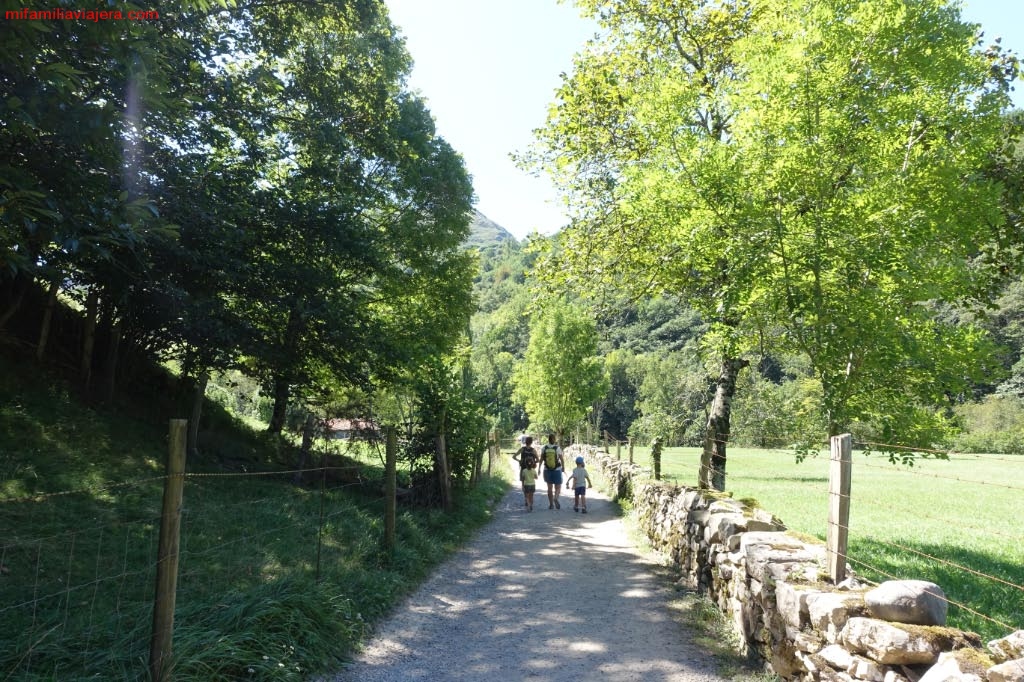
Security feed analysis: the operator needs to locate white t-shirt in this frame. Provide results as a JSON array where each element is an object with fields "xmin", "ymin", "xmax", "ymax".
[{"xmin": 569, "ymin": 466, "xmax": 588, "ymax": 489}]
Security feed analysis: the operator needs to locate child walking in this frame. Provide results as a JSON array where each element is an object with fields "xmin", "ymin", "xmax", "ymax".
[
  {"xmin": 566, "ymin": 456, "xmax": 592, "ymax": 513},
  {"xmin": 520, "ymin": 463, "xmax": 537, "ymax": 511}
]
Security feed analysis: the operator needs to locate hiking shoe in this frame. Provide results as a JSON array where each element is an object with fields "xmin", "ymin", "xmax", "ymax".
[
  {"xmin": 555, "ymin": 500, "xmax": 560, "ymax": 509},
  {"xmin": 574, "ymin": 507, "xmax": 579, "ymax": 512},
  {"xmin": 582, "ymin": 508, "xmax": 588, "ymax": 514},
  {"xmin": 549, "ymin": 503, "xmax": 554, "ymax": 509}
]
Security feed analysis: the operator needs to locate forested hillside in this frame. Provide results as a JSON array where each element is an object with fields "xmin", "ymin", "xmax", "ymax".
[{"xmin": 0, "ymin": 0, "xmax": 495, "ymax": 501}]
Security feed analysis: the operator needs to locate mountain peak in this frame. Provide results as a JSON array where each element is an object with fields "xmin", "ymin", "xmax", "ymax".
[{"xmin": 466, "ymin": 209, "xmax": 517, "ymax": 250}]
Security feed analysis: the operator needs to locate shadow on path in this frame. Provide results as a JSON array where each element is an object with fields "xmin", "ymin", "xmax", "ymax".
[{"xmin": 324, "ymin": 459, "xmax": 728, "ymax": 682}]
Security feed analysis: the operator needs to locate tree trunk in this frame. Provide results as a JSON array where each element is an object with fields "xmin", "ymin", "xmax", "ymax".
[
  {"xmin": 294, "ymin": 413, "xmax": 316, "ymax": 485},
  {"xmin": 267, "ymin": 373, "xmax": 290, "ymax": 434},
  {"xmin": 268, "ymin": 305, "xmax": 303, "ymax": 434},
  {"xmin": 101, "ymin": 317, "xmax": 123, "ymax": 404},
  {"xmin": 0, "ymin": 273, "xmax": 30, "ymax": 330},
  {"xmin": 36, "ymin": 277, "xmax": 60, "ymax": 362},
  {"xmin": 80, "ymin": 288, "xmax": 99, "ymax": 388},
  {"xmin": 699, "ymin": 356, "xmax": 749, "ymax": 492},
  {"xmin": 187, "ymin": 372, "xmax": 209, "ymax": 457},
  {"xmin": 434, "ymin": 407, "xmax": 452, "ymax": 511}
]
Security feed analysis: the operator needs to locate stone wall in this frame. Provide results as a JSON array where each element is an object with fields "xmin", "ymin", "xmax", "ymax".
[{"xmin": 567, "ymin": 445, "xmax": 1024, "ymax": 682}]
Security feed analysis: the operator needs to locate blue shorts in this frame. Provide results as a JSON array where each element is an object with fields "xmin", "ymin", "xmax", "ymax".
[
  {"xmin": 543, "ymin": 469, "xmax": 563, "ymax": 485},
  {"xmin": 574, "ymin": 486, "xmax": 586, "ymax": 497}
]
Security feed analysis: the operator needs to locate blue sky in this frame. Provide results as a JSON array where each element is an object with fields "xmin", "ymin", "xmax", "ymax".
[{"xmin": 384, "ymin": 0, "xmax": 1024, "ymax": 241}]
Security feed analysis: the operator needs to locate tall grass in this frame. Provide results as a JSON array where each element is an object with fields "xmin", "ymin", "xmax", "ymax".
[
  {"xmin": 628, "ymin": 445, "xmax": 1024, "ymax": 643},
  {"xmin": 0, "ymin": 353, "xmax": 510, "ymax": 680}
]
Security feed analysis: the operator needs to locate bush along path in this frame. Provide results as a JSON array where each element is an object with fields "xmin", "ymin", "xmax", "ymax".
[{"xmin": 323, "ymin": 457, "xmax": 732, "ymax": 682}]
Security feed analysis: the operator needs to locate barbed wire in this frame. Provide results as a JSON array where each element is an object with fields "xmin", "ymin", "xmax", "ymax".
[
  {"xmin": 855, "ymin": 460, "xmax": 1024, "ymax": 491},
  {"xmin": 0, "ymin": 476, "xmax": 168, "ymax": 505},
  {"xmin": 841, "ymin": 553, "xmax": 1018, "ymax": 634},
  {"xmin": 824, "ymin": 489, "xmax": 1023, "ymax": 543},
  {"xmin": 0, "ymin": 464, "xmax": 369, "ymax": 507},
  {"xmin": 856, "ymin": 440, "xmax": 1024, "ymax": 463},
  {"xmin": 826, "ymin": 516, "xmax": 1024, "ymax": 597}
]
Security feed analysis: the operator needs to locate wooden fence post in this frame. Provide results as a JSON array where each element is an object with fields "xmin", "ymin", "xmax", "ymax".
[
  {"xmin": 628, "ymin": 439, "xmax": 634, "ymax": 464},
  {"xmin": 150, "ymin": 419, "xmax": 187, "ymax": 682},
  {"xmin": 827, "ymin": 433, "xmax": 852, "ymax": 584},
  {"xmin": 383, "ymin": 426, "xmax": 397, "ymax": 555},
  {"xmin": 615, "ymin": 439, "xmax": 621, "ymax": 461}
]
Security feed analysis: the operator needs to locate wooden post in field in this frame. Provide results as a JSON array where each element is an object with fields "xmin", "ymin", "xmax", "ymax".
[
  {"xmin": 615, "ymin": 439, "xmax": 621, "ymax": 461},
  {"xmin": 383, "ymin": 426, "xmax": 397, "ymax": 555},
  {"xmin": 827, "ymin": 433, "xmax": 852, "ymax": 584},
  {"xmin": 150, "ymin": 419, "xmax": 187, "ymax": 682},
  {"xmin": 628, "ymin": 439, "xmax": 634, "ymax": 464}
]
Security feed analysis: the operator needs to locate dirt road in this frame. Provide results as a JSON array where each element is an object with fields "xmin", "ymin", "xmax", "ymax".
[{"xmin": 326, "ymin": 461, "xmax": 731, "ymax": 682}]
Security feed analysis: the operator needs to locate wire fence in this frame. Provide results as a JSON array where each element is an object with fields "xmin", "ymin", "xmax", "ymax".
[
  {"xmin": 584, "ymin": 431, "xmax": 1024, "ymax": 641},
  {"xmin": 0, "ymin": 425, "xmax": 505, "ymax": 681}
]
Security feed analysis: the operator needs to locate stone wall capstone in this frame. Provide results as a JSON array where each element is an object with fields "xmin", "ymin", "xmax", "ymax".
[{"xmin": 566, "ymin": 444, "xmax": 1024, "ymax": 682}]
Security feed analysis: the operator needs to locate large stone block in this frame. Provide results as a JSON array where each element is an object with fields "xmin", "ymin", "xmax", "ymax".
[
  {"xmin": 776, "ymin": 580, "xmax": 825, "ymax": 629},
  {"xmin": 849, "ymin": 655, "xmax": 889, "ymax": 682},
  {"xmin": 708, "ymin": 512, "xmax": 747, "ymax": 543},
  {"xmin": 987, "ymin": 659, "xmax": 1024, "ymax": 682},
  {"xmin": 807, "ymin": 592, "xmax": 868, "ymax": 643},
  {"xmin": 747, "ymin": 545, "xmax": 825, "ymax": 583},
  {"xmin": 767, "ymin": 559, "xmax": 826, "ymax": 585},
  {"xmin": 990, "ymin": 632, "xmax": 1024, "ymax": 664},
  {"xmin": 819, "ymin": 644, "xmax": 855, "ymax": 670},
  {"xmin": 917, "ymin": 650, "xmax": 992, "ymax": 682},
  {"xmin": 865, "ymin": 581, "xmax": 948, "ymax": 627},
  {"xmin": 688, "ymin": 509, "xmax": 711, "ymax": 526},
  {"xmin": 841, "ymin": 618, "xmax": 947, "ymax": 665},
  {"xmin": 682, "ymin": 489, "xmax": 704, "ymax": 509}
]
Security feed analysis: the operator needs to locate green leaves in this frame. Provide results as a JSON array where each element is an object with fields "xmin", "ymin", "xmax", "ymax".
[
  {"xmin": 511, "ymin": 299, "xmax": 609, "ymax": 437},
  {"xmin": 530, "ymin": 0, "xmax": 1019, "ymax": 449}
]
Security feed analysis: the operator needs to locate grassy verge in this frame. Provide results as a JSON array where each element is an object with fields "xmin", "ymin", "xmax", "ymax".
[
  {"xmin": 617, "ymin": 444, "xmax": 1024, "ymax": 642},
  {"xmin": 0, "ymin": 353, "xmax": 510, "ymax": 680}
]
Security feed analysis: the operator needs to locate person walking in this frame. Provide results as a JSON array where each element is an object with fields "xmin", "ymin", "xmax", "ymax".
[
  {"xmin": 540, "ymin": 434, "xmax": 564, "ymax": 510},
  {"xmin": 513, "ymin": 437, "xmax": 539, "ymax": 509},
  {"xmin": 566, "ymin": 456, "xmax": 593, "ymax": 513},
  {"xmin": 520, "ymin": 463, "xmax": 537, "ymax": 511}
]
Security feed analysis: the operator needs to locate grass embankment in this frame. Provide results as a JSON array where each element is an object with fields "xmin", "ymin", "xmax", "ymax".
[
  {"xmin": 0, "ymin": 353, "xmax": 509, "ymax": 680},
  {"xmin": 619, "ymin": 445, "xmax": 1024, "ymax": 643}
]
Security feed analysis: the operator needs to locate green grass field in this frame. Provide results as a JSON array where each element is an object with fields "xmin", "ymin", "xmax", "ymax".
[{"xmin": 618, "ymin": 445, "xmax": 1024, "ymax": 643}]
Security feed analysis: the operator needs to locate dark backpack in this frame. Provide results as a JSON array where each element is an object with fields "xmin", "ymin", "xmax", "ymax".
[
  {"xmin": 542, "ymin": 444, "xmax": 560, "ymax": 470},
  {"xmin": 519, "ymin": 447, "xmax": 537, "ymax": 469}
]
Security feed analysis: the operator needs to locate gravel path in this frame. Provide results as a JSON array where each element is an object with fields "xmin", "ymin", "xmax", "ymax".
[{"xmin": 324, "ymin": 460, "xmax": 730, "ymax": 682}]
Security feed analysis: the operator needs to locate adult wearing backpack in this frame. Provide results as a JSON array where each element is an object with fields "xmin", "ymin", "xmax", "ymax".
[
  {"xmin": 540, "ymin": 434, "xmax": 565, "ymax": 510},
  {"xmin": 513, "ymin": 436, "xmax": 539, "ymax": 472},
  {"xmin": 513, "ymin": 436, "xmax": 540, "ymax": 508}
]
